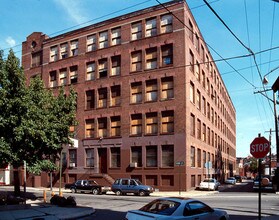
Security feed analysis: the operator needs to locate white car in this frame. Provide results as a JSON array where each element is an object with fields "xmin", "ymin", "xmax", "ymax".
[
  {"xmin": 125, "ymin": 197, "xmax": 229, "ymax": 220},
  {"xmin": 199, "ymin": 178, "xmax": 220, "ymax": 191},
  {"xmin": 224, "ymin": 177, "xmax": 236, "ymax": 185}
]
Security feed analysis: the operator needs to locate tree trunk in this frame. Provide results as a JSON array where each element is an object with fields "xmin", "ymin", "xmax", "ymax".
[{"xmin": 13, "ymin": 166, "xmax": 20, "ymax": 196}]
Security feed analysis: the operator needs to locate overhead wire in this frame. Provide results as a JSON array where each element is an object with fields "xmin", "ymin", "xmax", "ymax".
[{"xmin": 155, "ymin": 0, "xmax": 256, "ymax": 88}]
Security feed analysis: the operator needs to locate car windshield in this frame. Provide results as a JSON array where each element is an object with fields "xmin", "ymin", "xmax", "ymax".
[
  {"xmin": 140, "ymin": 199, "xmax": 180, "ymax": 216},
  {"xmin": 135, "ymin": 180, "xmax": 142, "ymax": 185}
]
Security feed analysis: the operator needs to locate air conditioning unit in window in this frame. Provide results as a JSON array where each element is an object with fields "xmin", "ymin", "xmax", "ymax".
[
  {"xmin": 69, "ymin": 163, "xmax": 76, "ymax": 168},
  {"xmin": 130, "ymin": 162, "xmax": 137, "ymax": 168}
]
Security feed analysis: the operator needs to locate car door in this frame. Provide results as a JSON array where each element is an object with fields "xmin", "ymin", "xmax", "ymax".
[
  {"xmin": 128, "ymin": 179, "xmax": 138, "ymax": 193},
  {"xmin": 121, "ymin": 179, "xmax": 130, "ymax": 193},
  {"xmin": 183, "ymin": 201, "xmax": 216, "ymax": 220}
]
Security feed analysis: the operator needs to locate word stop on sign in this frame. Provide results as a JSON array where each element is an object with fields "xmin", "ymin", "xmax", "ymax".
[{"xmin": 250, "ymin": 143, "xmax": 269, "ymax": 153}]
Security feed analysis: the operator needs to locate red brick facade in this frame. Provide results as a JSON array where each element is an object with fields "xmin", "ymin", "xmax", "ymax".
[{"xmin": 22, "ymin": 0, "xmax": 236, "ymax": 191}]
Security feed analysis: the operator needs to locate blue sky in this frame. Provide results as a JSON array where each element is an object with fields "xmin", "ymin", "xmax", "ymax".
[{"xmin": 0, "ymin": 0, "xmax": 278, "ymax": 157}]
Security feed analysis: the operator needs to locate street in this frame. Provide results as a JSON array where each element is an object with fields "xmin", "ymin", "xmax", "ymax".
[
  {"xmin": 67, "ymin": 180, "xmax": 279, "ymax": 220},
  {"xmin": 1, "ymin": 180, "xmax": 278, "ymax": 220}
]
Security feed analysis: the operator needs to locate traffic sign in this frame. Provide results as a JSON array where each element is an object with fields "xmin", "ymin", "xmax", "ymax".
[{"xmin": 250, "ymin": 136, "xmax": 270, "ymax": 159}]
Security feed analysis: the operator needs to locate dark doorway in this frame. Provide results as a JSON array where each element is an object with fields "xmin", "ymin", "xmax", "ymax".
[{"xmin": 98, "ymin": 148, "xmax": 108, "ymax": 173}]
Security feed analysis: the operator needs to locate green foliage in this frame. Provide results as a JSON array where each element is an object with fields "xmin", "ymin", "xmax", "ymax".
[
  {"xmin": 0, "ymin": 49, "xmax": 77, "ymax": 168},
  {"xmin": 27, "ymin": 160, "xmax": 58, "ymax": 175}
]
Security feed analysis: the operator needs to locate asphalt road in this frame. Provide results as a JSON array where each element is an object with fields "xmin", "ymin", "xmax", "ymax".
[
  {"xmin": 72, "ymin": 180, "xmax": 279, "ymax": 220},
  {"xmin": 1, "ymin": 180, "xmax": 278, "ymax": 220}
]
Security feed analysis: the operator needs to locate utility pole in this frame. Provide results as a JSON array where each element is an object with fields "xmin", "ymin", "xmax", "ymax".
[{"xmin": 271, "ymin": 77, "xmax": 279, "ymax": 192}]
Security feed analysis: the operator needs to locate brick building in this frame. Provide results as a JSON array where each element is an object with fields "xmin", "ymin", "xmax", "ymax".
[{"xmin": 22, "ymin": 0, "xmax": 236, "ymax": 191}]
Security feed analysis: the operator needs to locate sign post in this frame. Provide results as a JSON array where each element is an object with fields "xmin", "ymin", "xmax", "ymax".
[
  {"xmin": 176, "ymin": 161, "xmax": 184, "ymax": 195},
  {"xmin": 250, "ymin": 135, "xmax": 270, "ymax": 220}
]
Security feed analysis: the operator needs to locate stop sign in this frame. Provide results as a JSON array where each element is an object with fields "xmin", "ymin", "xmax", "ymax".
[{"xmin": 250, "ymin": 136, "xmax": 270, "ymax": 158}]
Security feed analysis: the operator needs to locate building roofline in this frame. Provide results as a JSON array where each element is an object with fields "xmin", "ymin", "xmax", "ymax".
[{"xmin": 44, "ymin": 0, "xmax": 184, "ymax": 44}]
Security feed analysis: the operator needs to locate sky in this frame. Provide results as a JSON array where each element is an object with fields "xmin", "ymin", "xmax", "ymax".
[{"xmin": 0, "ymin": 0, "xmax": 278, "ymax": 157}]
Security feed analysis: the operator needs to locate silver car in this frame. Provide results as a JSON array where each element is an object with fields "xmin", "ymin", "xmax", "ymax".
[{"xmin": 125, "ymin": 197, "xmax": 229, "ymax": 220}]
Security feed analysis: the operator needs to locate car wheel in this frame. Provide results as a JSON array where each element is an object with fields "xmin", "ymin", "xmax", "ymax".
[
  {"xmin": 139, "ymin": 190, "xmax": 146, "ymax": 196},
  {"xmin": 115, "ymin": 190, "xmax": 122, "ymax": 196},
  {"xmin": 71, "ymin": 188, "xmax": 76, "ymax": 193},
  {"xmin": 92, "ymin": 188, "xmax": 100, "ymax": 195}
]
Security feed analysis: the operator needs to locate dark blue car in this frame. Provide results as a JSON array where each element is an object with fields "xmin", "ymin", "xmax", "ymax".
[{"xmin": 112, "ymin": 178, "xmax": 154, "ymax": 196}]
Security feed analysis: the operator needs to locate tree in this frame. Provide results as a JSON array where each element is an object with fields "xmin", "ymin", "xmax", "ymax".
[{"xmin": 0, "ymin": 49, "xmax": 77, "ymax": 196}]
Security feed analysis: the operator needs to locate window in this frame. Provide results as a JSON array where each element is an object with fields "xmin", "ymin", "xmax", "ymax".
[
  {"xmin": 190, "ymin": 81, "xmax": 195, "ymax": 103},
  {"xmin": 188, "ymin": 20, "xmax": 194, "ymax": 42},
  {"xmin": 111, "ymin": 147, "xmax": 120, "ymax": 168},
  {"xmin": 70, "ymin": 65, "xmax": 78, "ymax": 84},
  {"xmin": 202, "ymin": 96, "xmax": 206, "ymax": 115},
  {"xmin": 202, "ymin": 70, "xmax": 206, "ymax": 88},
  {"xmin": 145, "ymin": 18, "xmax": 157, "ymax": 37},
  {"xmin": 161, "ymin": 110, "xmax": 174, "ymax": 133},
  {"xmin": 131, "ymin": 51, "xmax": 142, "ymax": 72},
  {"xmin": 146, "ymin": 112, "xmax": 158, "ymax": 135},
  {"xmin": 86, "ymin": 62, "xmax": 95, "ymax": 81},
  {"xmin": 70, "ymin": 40, "xmax": 78, "ymax": 56},
  {"xmin": 146, "ymin": 47, "xmax": 157, "ymax": 70},
  {"xmin": 146, "ymin": 145, "xmax": 157, "ymax": 167},
  {"xmin": 195, "ymin": 61, "xmax": 200, "ymax": 81},
  {"xmin": 146, "ymin": 79, "xmax": 157, "ymax": 102},
  {"xmin": 85, "ymin": 149, "xmax": 94, "ymax": 167},
  {"xmin": 49, "ymin": 71, "xmax": 57, "ymax": 87},
  {"xmin": 131, "ymin": 21, "xmax": 142, "ymax": 40},
  {"xmin": 98, "ymin": 58, "xmax": 108, "ymax": 78},
  {"xmin": 131, "ymin": 82, "xmax": 142, "ymax": 104},
  {"xmin": 86, "ymin": 90, "xmax": 95, "ymax": 110},
  {"xmin": 207, "ymin": 127, "xmax": 211, "ymax": 145},
  {"xmin": 111, "ymin": 27, "xmax": 121, "ymax": 45},
  {"xmin": 194, "ymin": 33, "xmax": 199, "ymax": 52},
  {"xmin": 98, "ymin": 88, "xmax": 107, "ymax": 108},
  {"xmin": 161, "ymin": 14, "xmax": 172, "ymax": 33},
  {"xmin": 197, "ymin": 149, "xmax": 201, "ymax": 168},
  {"xmin": 50, "ymin": 46, "xmax": 58, "ymax": 62},
  {"xmin": 59, "ymin": 68, "xmax": 67, "ymax": 86},
  {"xmin": 161, "ymin": 44, "xmax": 173, "ymax": 66},
  {"xmin": 87, "ymin": 34, "xmax": 97, "ymax": 52},
  {"xmin": 197, "ymin": 119, "xmax": 201, "ymax": 139},
  {"xmin": 191, "ymin": 146, "xmax": 195, "ymax": 167},
  {"xmin": 203, "ymin": 151, "xmax": 206, "ymax": 168},
  {"xmin": 110, "ymin": 85, "xmax": 121, "ymax": 107},
  {"xmin": 98, "ymin": 117, "xmax": 107, "ymax": 138},
  {"xmin": 99, "ymin": 31, "xmax": 108, "ymax": 49},
  {"xmin": 201, "ymin": 45, "xmax": 205, "ymax": 63},
  {"xmin": 161, "ymin": 76, "xmax": 174, "ymax": 100},
  {"xmin": 189, "ymin": 50, "xmax": 194, "ymax": 72},
  {"xmin": 196, "ymin": 90, "xmax": 201, "ymax": 110},
  {"xmin": 202, "ymin": 123, "xmax": 206, "ymax": 142},
  {"xmin": 69, "ymin": 149, "xmax": 77, "ymax": 167},
  {"xmin": 85, "ymin": 119, "xmax": 94, "ymax": 138},
  {"xmin": 111, "ymin": 55, "xmax": 121, "ymax": 76},
  {"xmin": 191, "ymin": 175, "xmax": 196, "ymax": 188},
  {"xmin": 131, "ymin": 146, "xmax": 142, "ymax": 167},
  {"xmin": 60, "ymin": 43, "xmax": 68, "ymax": 59},
  {"xmin": 131, "ymin": 114, "xmax": 142, "ymax": 135},
  {"xmin": 31, "ymin": 52, "xmax": 42, "ymax": 67},
  {"xmin": 190, "ymin": 113, "xmax": 195, "ymax": 136},
  {"xmin": 111, "ymin": 116, "xmax": 121, "ymax": 137},
  {"xmin": 162, "ymin": 145, "xmax": 174, "ymax": 167}
]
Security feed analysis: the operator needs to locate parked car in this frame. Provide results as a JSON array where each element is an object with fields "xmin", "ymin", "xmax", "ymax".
[
  {"xmin": 225, "ymin": 177, "xmax": 236, "ymax": 185},
  {"xmin": 125, "ymin": 197, "xmax": 229, "ymax": 220},
  {"xmin": 199, "ymin": 178, "xmax": 220, "ymax": 191},
  {"xmin": 253, "ymin": 175, "xmax": 275, "ymax": 191},
  {"xmin": 64, "ymin": 180, "xmax": 111, "ymax": 195},
  {"xmin": 111, "ymin": 178, "xmax": 154, "ymax": 196},
  {"xmin": 234, "ymin": 175, "xmax": 242, "ymax": 182}
]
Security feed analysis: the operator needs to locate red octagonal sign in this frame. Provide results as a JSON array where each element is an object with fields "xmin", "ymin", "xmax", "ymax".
[{"xmin": 250, "ymin": 136, "xmax": 270, "ymax": 159}]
